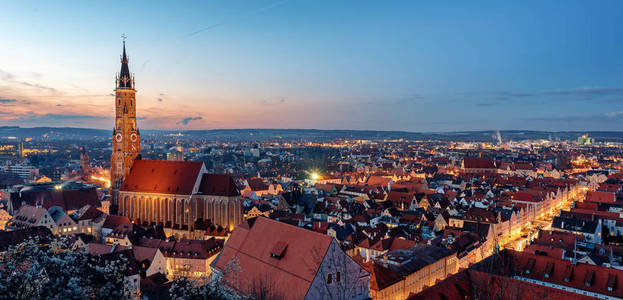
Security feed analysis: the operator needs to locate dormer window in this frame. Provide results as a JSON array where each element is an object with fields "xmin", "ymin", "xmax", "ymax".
[
  {"xmin": 584, "ymin": 270, "xmax": 594, "ymax": 287},
  {"xmin": 270, "ymin": 241, "xmax": 287, "ymax": 259},
  {"xmin": 544, "ymin": 262, "xmax": 553, "ymax": 279},
  {"xmin": 563, "ymin": 266, "xmax": 573, "ymax": 282},
  {"xmin": 607, "ymin": 274, "xmax": 616, "ymax": 291}
]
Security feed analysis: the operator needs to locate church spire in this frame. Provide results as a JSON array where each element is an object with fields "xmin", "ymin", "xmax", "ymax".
[{"xmin": 118, "ymin": 36, "xmax": 133, "ymax": 89}]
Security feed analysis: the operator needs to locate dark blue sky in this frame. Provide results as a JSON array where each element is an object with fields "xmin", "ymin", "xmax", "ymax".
[{"xmin": 0, "ymin": 1, "xmax": 622, "ymax": 131}]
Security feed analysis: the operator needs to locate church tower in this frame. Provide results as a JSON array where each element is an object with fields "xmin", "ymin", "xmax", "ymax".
[{"xmin": 110, "ymin": 40, "xmax": 140, "ymax": 204}]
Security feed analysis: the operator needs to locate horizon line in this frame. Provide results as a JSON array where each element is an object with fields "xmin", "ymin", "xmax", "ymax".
[{"xmin": 0, "ymin": 125, "xmax": 616, "ymax": 134}]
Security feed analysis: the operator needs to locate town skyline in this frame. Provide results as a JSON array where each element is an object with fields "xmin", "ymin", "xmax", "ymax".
[{"xmin": 1, "ymin": 1, "xmax": 622, "ymax": 131}]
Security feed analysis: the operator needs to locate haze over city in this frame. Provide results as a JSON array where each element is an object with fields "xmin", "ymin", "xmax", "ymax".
[{"xmin": 1, "ymin": 0, "xmax": 622, "ymax": 131}]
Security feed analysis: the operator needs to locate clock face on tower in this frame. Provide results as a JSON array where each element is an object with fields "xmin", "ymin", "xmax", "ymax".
[
  {"xmin": 115, "ymin": 133, "xmax": 123, "ymax": 142},
  {"xmin": 130, "ymin": 133, "xmax": 138, "ymax": 142}
]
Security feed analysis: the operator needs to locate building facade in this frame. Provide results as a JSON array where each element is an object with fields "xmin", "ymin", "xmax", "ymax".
[
  {"xmin": 111, "ymin": 41, "xmax": 141, "ymax": 204},
  {"xmin": 118, "ymin": 160, "xmax": 243, "ymax": 235}
]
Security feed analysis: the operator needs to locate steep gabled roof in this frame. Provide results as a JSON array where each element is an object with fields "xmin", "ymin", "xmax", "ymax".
[
  {"xmin": 102, "ymin": 215, "xmax": 131, "ymax": 230},
  {"xmin": 364, "ymin": 261, "xmax": 403, "ymax": 291},
  {"xmin": 409, "ymin": 269, "xmax": 596, "ymax": 300},
  {"xmin": 11, "ymin": 187, "xmax": 100, "ymax": 212},
  {"xmin": 198, "ymin": 174, "xmax": 240, "ymax": 196},
  {"xmin": 246, "ymin": 178, "xmax": 269, "ymax": 191},
  {"xmin": 473, "ymin": 250, "xmax": 623, "ymax": 299},
  {"xmin": 213, "ymin": 217, "xmax": 334, "ymax": 299},
  {"xmin": 586, "ymin": 191, "xmax": 616, "ymax": 204},
  {"xmin": 72, "ymin": 204, "xmax": 105, "ymax": 221},
  {"xmin": 462, "ymin": 157, "xmax": 496, "ymax": 169},
  {"xmin": 121, "ymin": 160, "xmax": 203, "ymax": 195}
]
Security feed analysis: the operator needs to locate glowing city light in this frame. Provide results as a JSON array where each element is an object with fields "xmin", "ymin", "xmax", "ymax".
[{"xmin": 90, "ymin": 175, "xmax": 111, "ymax": 188}]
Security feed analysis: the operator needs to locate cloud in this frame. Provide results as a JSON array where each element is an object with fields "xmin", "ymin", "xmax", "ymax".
[
  {"xmin": 540, "ymin": 87, "xmax": 623, "ymax": 97},
  {"xmin": 470, "ymin": 86, "xmax": 623, "ymax": 106},
  {"xmin": 1, "ymin": 112, "xmax": 111, "ymax": 125},
  {"xmin": 522, "ymin": 111, "xmax": 623, "ymax": 123},
  {"xmin": 605, "ymin": 111, "xmax": 623, "ymax": 118},
  {"xmin": 157, "ymin": 98, "xmax": 163, "ymax": 102},
  {"xmin": 36, "ymin": 113, "xmax": 109, "ymax": 120},
  {"xmin": 0, "ymin": 98, "xmax": 33, "ymax": 107},
  {"xmin": 363, "ymin": 94, "xmax": 426, "ymax": 105},
  {"xmin": 259, "ymin": 97, "xmax": 287, "ymax": 106},
  {"xmin": 176, "ymin": 116, "xmax": 202, "ymax": 125},
  {"xmin": 0, "ymin": 68, "xmax": 57, "ymax": 93}
]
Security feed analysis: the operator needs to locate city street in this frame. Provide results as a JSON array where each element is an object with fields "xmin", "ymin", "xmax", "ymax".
[{"xmin": 502, "ymin": 186, "xmax": 588, "ymax": 251}]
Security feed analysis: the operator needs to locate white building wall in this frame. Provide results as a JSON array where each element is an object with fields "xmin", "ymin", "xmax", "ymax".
[{"xmin": 306, "ymin": 240, "xmax": 370, "ymax": 300}]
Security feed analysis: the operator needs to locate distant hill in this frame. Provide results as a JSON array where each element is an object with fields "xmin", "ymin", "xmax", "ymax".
[{"xmin": 1, "ymin": 126, "xmax": 622, "ymax": 142}]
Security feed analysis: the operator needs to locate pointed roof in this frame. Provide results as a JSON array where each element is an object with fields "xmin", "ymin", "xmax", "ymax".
[
  {"xmin": 118, "ymin": 42, "xmax": 132, "ymax": 89},
  {"xmin": 120, "ymin": 160, "xmax": 204, "ymax": 195},
  {"xmin": 212, "ymin": 217, "xmax": 338, "ymax": 299},
  {"xmin": 198, "ymin": 174, "xmax": 240, "ymax": 196}
]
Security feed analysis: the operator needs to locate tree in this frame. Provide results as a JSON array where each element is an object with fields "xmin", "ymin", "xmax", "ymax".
[
  {"xmin": 168, "ymin": 259, "xmax": 245, "ymax": 300},
  {"xmin": 0, "ymin": 236, "xmax": 129, "ymax": 300}
]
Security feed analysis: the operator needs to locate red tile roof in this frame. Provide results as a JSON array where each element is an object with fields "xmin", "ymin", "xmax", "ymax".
[
  {"xmin": 408, "ymin": 269, "xmax": 596, "ymax": 300},
  {"xmin": 503, "ymin": 250, "xmax": 623, "ymax": 298},
  {"xmin": 198, "ymin": 174, "xmax": 240, "ymax": 196},
  {"xmin": 73, "ymin": 205, "xmax": 104, "ymax": 221},
  {"xmin": 0, "ymin": 226, "xmax": 53, "ymax": 251},
  {"xmin": 121, "ymin": 160, "xmax": 203, "ymax": 195},
  {"xmin": 103, "ymin": 215, "xmax": 131, "ymax": 229},
  {"xmin": 512, "ymin": 191, "xmax": 542, "ymax": 203},
  {"xmin": 586, "ymin": 191, "xmax": 616, "ymax": 204},
  {"xmin": 524, "ymin": 244, "xmax": 565, "ymax": 259},
  {"xmin": 598, "ymin": 183, "xmax": 622, "ymax": 193},
  {"xmin": 462, "ymin": 157, "xmax": 496, "ymax": 169},
  {"xmin": 366, "ymin": 176, "xmax": 391, "ymax": 187},
  {"xmin": 246, "ymin": 178, "xmax": 269, "ymax": 191},
  {"xmin": 164, "ymin": 238, "xmax": 221, "ymax": 259},
  {"xmin": 212, "ymin": 217, "xmax": 335, "ymax": 299},
  {"xmin": 364, "ymin": 261, "xmax": 403, "ymax": 291},
  {"xmin": 11, "ymin": 187, "xmax": 100, "ymax": 212}
]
